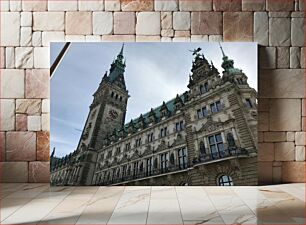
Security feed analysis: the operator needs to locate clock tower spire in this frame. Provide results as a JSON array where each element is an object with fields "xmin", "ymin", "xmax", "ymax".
[
  {"xmin": 78, "ymin": 44, "xmax": 129, "ymax": 153},
  {"xmin": 69, "ymin": 44, "xmax": 129, "ymax": 185}
]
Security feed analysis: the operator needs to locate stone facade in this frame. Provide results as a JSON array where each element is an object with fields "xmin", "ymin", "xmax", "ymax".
[
  {"xmin": 0, "ymin": 0, "xmax": 305, "ymax": 184},
  {"xmin": 50, "ymin": 45, "xmax": 258, "ymax": 186}
]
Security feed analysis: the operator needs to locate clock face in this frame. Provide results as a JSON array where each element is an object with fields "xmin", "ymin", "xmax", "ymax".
[{"xmin": 108, "ymin": 109, "xmax": 119, "ymax": 120}]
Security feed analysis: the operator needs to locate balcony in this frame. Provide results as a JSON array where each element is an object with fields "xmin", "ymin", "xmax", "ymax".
[
  {"xmin": 96, "ymin": 148, "xmax": 248, "ymax": 186},
  {"xmin": 97, "ymin": 162, "xmax": 190, "ymax": 186},
  {"xmin": 193, "ymin": 147, "xmax": 248, "ymax": 166}
]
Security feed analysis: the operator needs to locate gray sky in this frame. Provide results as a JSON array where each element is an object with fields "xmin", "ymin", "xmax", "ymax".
[{"xmin": 51, "ymin": 42, "xmax": 257, "ymax": 157}]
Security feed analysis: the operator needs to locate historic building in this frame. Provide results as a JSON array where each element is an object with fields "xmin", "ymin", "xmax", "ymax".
[{"xmin": 50, "ymin": 44, "xmax": 258, "ymax": 186}]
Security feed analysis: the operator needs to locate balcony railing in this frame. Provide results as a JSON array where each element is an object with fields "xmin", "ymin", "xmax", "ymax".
[
  {"xmin": 95, "ymin": 147, "xmax": 248, "ymax": 186},
  {"xmin": 193, "ymin": 147, "xmax": 248, "ymax": 165},
  {"xmin": 97, "ymin": 162, "xmax": 190, "ymax": 186}
]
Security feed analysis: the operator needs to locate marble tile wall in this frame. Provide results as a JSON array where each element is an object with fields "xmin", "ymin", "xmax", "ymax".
[{"xmin": 0, "ymin": 0, "xmax": 305, "ymax": 184}]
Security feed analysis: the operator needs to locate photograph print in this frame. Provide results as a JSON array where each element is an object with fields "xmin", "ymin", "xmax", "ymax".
[{"xmin": 50, "ymin": 42, "xmax": 258, "ymax": 186}]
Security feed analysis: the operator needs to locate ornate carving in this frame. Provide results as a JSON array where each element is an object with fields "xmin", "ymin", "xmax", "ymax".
[
  {"xmin": 171, "ymin": 133, "xmax": 185, "ymax": 147},
  {"xmin": 156, "ymin": 140, "xmax": 167, "ymax": 152},
  {"xmin": 197, "ymin": 117, "xmax": 235, "ymax": 133}
]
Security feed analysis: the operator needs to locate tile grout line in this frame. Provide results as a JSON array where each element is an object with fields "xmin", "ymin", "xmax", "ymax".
[
  {"xmin": 75, "ymin": 186, "xmax": 101, "ymax": 225},
  {"xmin": 0, "ymin": 183, "xmax": 39, "ymax": 222},
  {"xmin": 231, "ymin": 187, "xmax": 261, "ymax": 221},
  {"xmin": 144, "ymin": 186, "xmax": 152, "ymax": 225},
  {"xmin": 36, "ymin": 186, "xmax": 77, "ymax": 223},
  {"xmin": 174, "ymin": 186, "xmax": 185, "ymax": 225},
  {"xmin": 201, "ymin": 186, "xmax": 226, "ymax": 225},
  {"xmin": 1, "ymin": 184, "xmax": 52, "ymax": 224},
  {"xmin": 106, "ymin": 186, "xmax": 126, "ymax": 225}
]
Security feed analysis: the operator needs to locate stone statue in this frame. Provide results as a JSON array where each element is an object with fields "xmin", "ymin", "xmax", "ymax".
[{"xmin": 189, "ymin": 47, "xmax": 202, "ymax": 57}]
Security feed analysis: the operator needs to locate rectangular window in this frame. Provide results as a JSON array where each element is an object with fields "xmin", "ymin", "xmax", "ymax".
[
  {"xmin": 175, "ymin": 121, "xmax": 184, "ymax": 132},
  {"xmin": 147, "ymin": 133, "xmax": 154, "ymax": 143},
  {"xmin": 237, "ymin": 78, "xmax": 243, "ymax": 85},
  {"xmin": 216, "ymin": 101, "xmax": 222, "ymax": 111},
  {"xmin": 200, "ymin": 82, "xmax": 209, "ymax": 94},
  {"xmin": 160, "ymin": 127, "xmax": 167, "ymax": 138},
  {"xmin": 122, "ymin": 164, "xmax": 127, "ymax": 178},
  {"xmin": 210, "ymin": 103, "xmax": 217, "ymax": 113},
  {"xmin": 133, "ymin": 161, "xmax": 139, "ymax": 177},
  {"xmin": 146, "ymin": 157, "xmax": 153, "ymax": 176},
  {"xmin": 116, "ymin": 147, "xmax": 121, "ymax": 155},
  {"xmin": 197, "ymin": 109, "xmax": 202, "ymax": 119},
  {"xmin": 107, "ymin": 151, "xmax": 112, "ymax": 158},
  {"xmin": 125, "ymin": 142, "xmax": 130, "ymax": 151},
  {"xmin": 208, "ymin": 133, "xmax": 225, "ymax": 159},
  {"xmin": 180, "ymin": 121, "xmax": 184, "ymax": 130},
  {"xmin": 160, "ymin": 153, "xmax": 169, "ymax": 172},
  {"xmin": 210, "ymin": 101, "xmax": 222, "ymax": 114},
  {"xmin": 178, "ymin": 148, "xmax": 188, "ymax": 169},
  {"xmin": 204, "ymin": 82, "xmax": 209, "ymax": 92},
  {"xmin": 202, "ymin": 107, "xmax": 208, "ymax": 117},
  {"xmin": 135, "ymin": 138, "xmax": 142, "ymax": 147},
  {"xmin": 112, "ymin": 168, "xmax": 116, "ymax": 180},
  {"xmin": 245, "ymin": 98, "xmax": 253, "ymax": 108}
]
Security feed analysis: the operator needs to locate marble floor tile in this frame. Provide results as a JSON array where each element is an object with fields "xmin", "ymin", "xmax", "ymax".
[
  {"xmin": 0, "ymin": 183, "xmax": 304, "ymax": 224},
  {"xmin": 275, "ymin": 183, "xmax": 305, "ymax": 202},
  {"xmin": 176, "ymin": 187, "xmax": 218, "ymax": 222},
  {"xmin": 183, "ymin": 217, "xmax": 225, "ymax": 225},
  {"xmin": 4, "ymin": 183, "xmax": 49, "ymax": 199},
  {"xmin": 147, "ymin": 186, "xmax": 183, "ymax": 224},
  {"xmin": 108, "ymin": 186, "xmax": 150, "ymax": 224},
  {"xmin": 2, "ymin": 198, "xmax": 63, "ymax": 224},
  {"xmin": 76, "ymin": 186, "xmax": 125, "ymax": 224},
  {"xmin": 1, "ymin": 183, "xmax": 28, "ymax": 196},
  {"xmin": 0, "ymin": 198, "xmax": 33, "ymax": 222}
]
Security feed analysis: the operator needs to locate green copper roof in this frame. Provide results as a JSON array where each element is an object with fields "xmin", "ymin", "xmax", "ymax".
[
  {"xmin": 219, "ymin": 43, "xmax": 243, "ymax": 75},
  {"xmin": 123, "ymin": 94, "xmax": 186, "ymax": 130},
  {"xmin": 108, "ymin": 44, "xmax": 126, "ymax": 83}
]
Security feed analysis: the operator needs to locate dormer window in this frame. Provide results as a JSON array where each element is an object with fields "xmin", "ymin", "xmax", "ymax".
[
  {"xmin": 160, "ymin": 101, "xmax": 170, "ymax": 118},
  {"xmin": 161, "ymin": 111, "xmax": 167, "ymax": 117},
  {"xmin": 148, "ymin": 108, "xmax": 157, "ymax": 124}
]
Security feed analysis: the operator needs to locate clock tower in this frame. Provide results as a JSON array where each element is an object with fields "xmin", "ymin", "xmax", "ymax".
[{"xmin": 77, "ymin": 44, "xmax": 129, "ymax": 152}]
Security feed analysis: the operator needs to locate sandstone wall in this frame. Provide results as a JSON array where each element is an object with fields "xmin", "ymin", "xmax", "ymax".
[{"xmin": 0, "ymin": 0, "xmax": 304, "ymax": 184}]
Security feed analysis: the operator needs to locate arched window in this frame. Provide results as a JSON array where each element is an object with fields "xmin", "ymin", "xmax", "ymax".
[
  {"xmin": 199, "ymin": 141, "xmax": 206, "ymax": 155},
  {"xmin": 111, "ymin": 92, "xmax": 114, "ymax": 98},
  {"xmin": 218, "ymin": 175, "xmax": 233, "ymax": 186}
]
